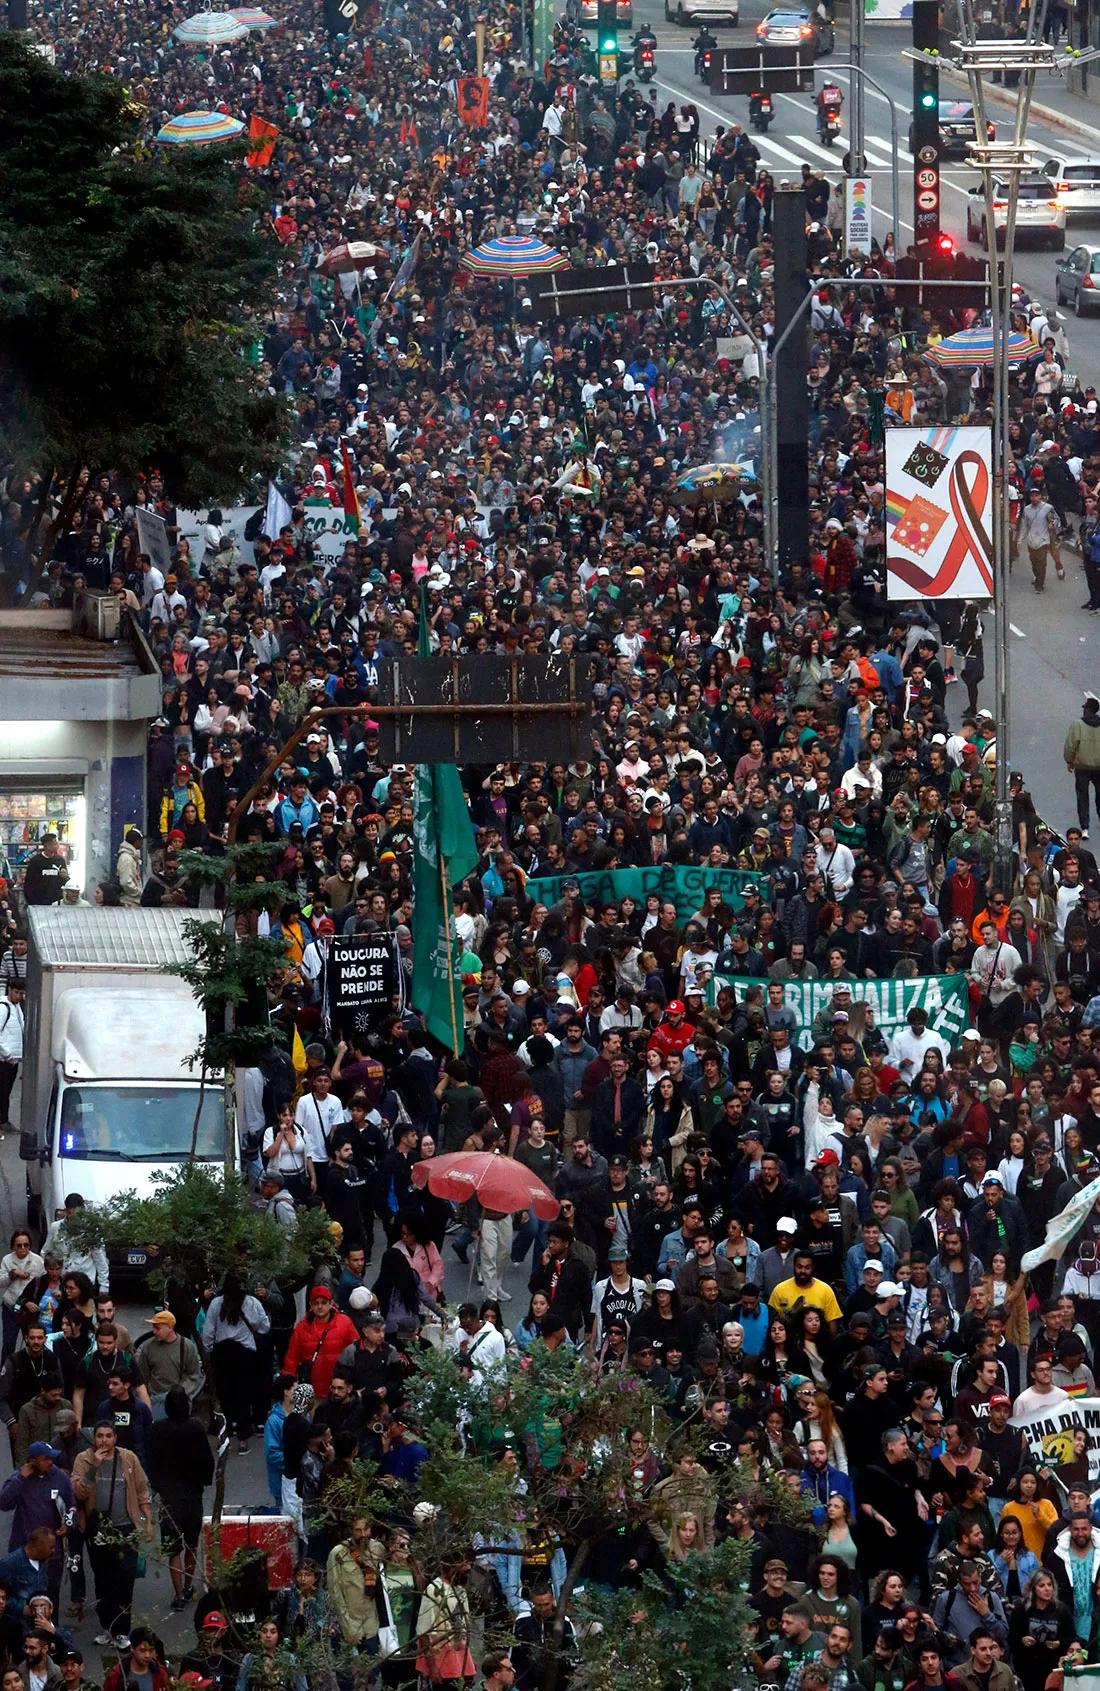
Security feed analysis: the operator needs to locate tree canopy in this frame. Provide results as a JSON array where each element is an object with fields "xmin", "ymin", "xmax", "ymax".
[{"xmin": 0, "ymin": 34, "xmax": 286, "ymax": 505}]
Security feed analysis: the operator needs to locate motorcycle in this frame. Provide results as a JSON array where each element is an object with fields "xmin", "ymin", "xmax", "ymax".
[
  {"xmin": 635, "ymin": 40, "xmax": 655, "ymax": 78},
  {"xmin": 818, "ymin": 103, "xmax": 842, "ymax": 144},
  {"xmin": 749, "ymin": 89, "xmax": 773, "ymax": 130},
  {"xmin": 697, "ymin": 45, "xmax": 713, "ymax": 80}
]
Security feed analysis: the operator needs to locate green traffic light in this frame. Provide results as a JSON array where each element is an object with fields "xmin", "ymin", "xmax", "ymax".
[{"xmin": 920, "ymin": 89, "xmax": 937, "ymax": 107}]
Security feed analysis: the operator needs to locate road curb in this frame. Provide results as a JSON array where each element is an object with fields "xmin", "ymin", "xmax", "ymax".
[{"xmin": 940, "ymin": 62, "xmax": 1100, "ymax": 147}]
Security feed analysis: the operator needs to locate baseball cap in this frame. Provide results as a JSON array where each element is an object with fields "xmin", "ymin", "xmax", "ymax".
[
  {"xmin": 982, "ymin": 1172, "xmax": 1004, "ymax": 1186},
  {"xmin": 608, "ymin": 1243, "xmax": 629, "ymax": 1261},
  {"xmin": 863, "ymin": 1258, "xmax": 884, "ymax": 1273},
  {"xmin": 27, "ymin": 1441, "xmax": 60, "ymax": 1459},
  {"xmin": 666, "ymin": 999, "xmax": 686, "ymax": 1016},
  {"xmin": 776, "ymin": 1216, "xmax": 798, "ymax": 1235},
  {"xmin": 654, "ymin": 1278, "xmax": 676, "ymax": 1293},
  {"xmin": 200, "ymin": 1612, "xmax": 229, "ymax": 1630},
  {"xmin": 876, "ymin": 1281, "xmax": 903, "ymax": 1298},
  {"xmin": 989, "ymin": 1392, "xmax": 1011, "ymax": 1407},
  {"xmin": 813, "ymin": 1149, "xmax": 840, "ymax": 1167}
]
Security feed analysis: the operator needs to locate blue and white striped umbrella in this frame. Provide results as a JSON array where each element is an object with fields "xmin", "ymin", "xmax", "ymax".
[
  {"xmin": 460, "ymin": 235, "xmax": 569, "ymax": 277},
  {"xmin": 173, "ymin": 10, "xmax": 250, "ymax": 45}
]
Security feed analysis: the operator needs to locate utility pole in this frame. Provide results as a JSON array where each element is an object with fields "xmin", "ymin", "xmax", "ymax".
[
  {"xmin": 940, "ymin": 0, "xmax": 1100, "ymax": 886},
  {"xmin": 849, "ymin": 0, "xmax": 866, "ymax": 177}
]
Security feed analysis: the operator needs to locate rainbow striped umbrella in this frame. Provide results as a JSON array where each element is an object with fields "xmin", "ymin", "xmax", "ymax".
[
  {"xmin": 231, "ymin": 7, "xmax": 279, "ymax": 26},
  {"xmin": 155, "ymin": 109, "xmax": 245, "ymax": 145},
  {"xmin": 460, "ymin": 235, "xmax": 569, "ymax": 277},
  {"xmin": 173, "ymin": 9, "xmax": 250, "ymax": 44},
  {"xmin": 924, "ymin": 327, "xmax": 1040, "ymax": 368}
]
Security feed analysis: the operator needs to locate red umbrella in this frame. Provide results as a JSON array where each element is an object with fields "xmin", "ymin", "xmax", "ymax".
[{"xmin": 411, "ymin": 1151, "xmax": 560, "ymax": 1220}]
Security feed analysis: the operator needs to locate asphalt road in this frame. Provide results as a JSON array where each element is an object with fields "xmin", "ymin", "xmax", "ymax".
[{"xmin": 616, "ymin": 0, "xmax": 1100, "ymax": 832}]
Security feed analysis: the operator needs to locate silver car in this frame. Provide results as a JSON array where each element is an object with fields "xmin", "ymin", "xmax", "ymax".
[
  {"xmin": 754, "ymin": 6, "xmax": 834, "ymax": 54},
  {"xmin": 664, "ymin": 0, "xmax": 740, "ymax": 23},
  {"xmin": 1055, "ymin": 244, "xmax": 1100, "ymax": 314}
]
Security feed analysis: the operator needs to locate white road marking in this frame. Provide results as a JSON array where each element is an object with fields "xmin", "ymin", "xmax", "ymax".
[{"xmin": 1010, "ymin": 623, "xmax": 1026, "ymax": 638}]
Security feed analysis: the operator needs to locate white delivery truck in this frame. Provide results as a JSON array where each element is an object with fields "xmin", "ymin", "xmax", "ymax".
[{"xmin": 19, "ymin": 907, "xmax": 224, "ymax": 1271}]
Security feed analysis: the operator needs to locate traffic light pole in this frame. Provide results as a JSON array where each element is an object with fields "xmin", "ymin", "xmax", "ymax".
[{"xmin": 911, "ymin": 0, "xmax": 941, "ymax": 253}]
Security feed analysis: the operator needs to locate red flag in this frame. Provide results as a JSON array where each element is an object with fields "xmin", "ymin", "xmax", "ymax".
[
  {"xmin": 246, "ymin": 114, "xmax": 280, "ymax": 169},
  {"xmin": 456, "ymin": 76, "xmax": 489, "ymax": 128},
  {"xmin": 340, "ymin": 440, "xmax": 361, "ymax": 534}
]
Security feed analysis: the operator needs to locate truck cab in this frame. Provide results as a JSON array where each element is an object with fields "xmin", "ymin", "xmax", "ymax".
[{"xmin": 19, "ymin": 909, "xmax": 224, "ymax": 1272}]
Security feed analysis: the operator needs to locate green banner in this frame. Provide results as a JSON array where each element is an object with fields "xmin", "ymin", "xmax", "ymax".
[
  {"xmin": 533, "ymin": 0, "xmax": 553, "ymax": 72},
  {"xmin": 412, "ymin": 597, "xmax": 479, "ymax": 1051},
  {"xmin": 525, "ymin": 864, "xmax": 766, "ymax": 924},
  {"xmin": 709, "ymin": 973, "xmax": 971, "ymax": 1054}
]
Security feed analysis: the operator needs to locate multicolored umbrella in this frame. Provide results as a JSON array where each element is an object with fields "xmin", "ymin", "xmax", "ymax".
[
  {"xmin": 155, "ymin": 109, "xmax": 245, "ymax": 145},
  {"xmin": 460, "ymin": 235, "xmax": 569, "ymax": 277},
  {"xmin": 173, "ymin": 10, "xmax": 250, "ymax": 45},
  {"xmin": 231, "ymin": 6, "xmax": 279, "ymax": 25},
  {"xmin": 924, "ymin": 328, "xmax": 1040, "ymax": 368},
  {"xmin": 316, "ymin": 240, "xmax": 381, "ymax": 277},
  {"xmin": 672, "ymin": 461, "xmax": 757, "ymax": 506}
]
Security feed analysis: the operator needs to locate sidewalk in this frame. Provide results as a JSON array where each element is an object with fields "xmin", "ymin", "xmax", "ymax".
[{"xmin": 941, "ymin": 61, "xmax": 1100, "ymax": 145}]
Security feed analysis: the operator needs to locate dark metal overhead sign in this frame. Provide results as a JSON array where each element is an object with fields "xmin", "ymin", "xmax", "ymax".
[
  {"xmin": 373, "ymin": 654, "xmax": 594, "ymax": 764},
  {"xmin": 530, "ymin": 263, "xmax": 660, "ymax": 320},
  {"xmin": 710, "ymin": 44, "xmax": 814, "ymax": 94}
]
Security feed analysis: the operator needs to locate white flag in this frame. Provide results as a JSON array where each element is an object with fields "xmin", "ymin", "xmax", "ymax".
[
  {"xmin": 263, "ymin": 480, "xmax": 292, "ymax": 540},
  {"xmin": 1021, "ymin": 1171, "xmax": 1100, "ymax": 1272}
]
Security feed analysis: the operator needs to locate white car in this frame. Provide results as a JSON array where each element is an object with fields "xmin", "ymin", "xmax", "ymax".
[
  {"xmin": 1038, "ymin": 154, "xmax": 1100, "ymax": 219},
  {"xmin": 665, "ymin": 0, "xmax": 740, "ymax": 22},
  {"xmin": 569, "ymin": 0, "xmax": 633, "ymax": 24},
  {"xmin": 965, "ymin": 176, "xmax": 1065, "ymax": 251}
]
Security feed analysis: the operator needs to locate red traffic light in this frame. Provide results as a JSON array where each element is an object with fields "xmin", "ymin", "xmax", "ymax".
[{"xmin": 935, "ymin": 233, "xmax": 955, "ymax": 255}]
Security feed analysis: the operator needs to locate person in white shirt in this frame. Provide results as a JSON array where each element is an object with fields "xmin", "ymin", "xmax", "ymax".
[
  {"xmin": 294, "ymin": 1068, "xmax": 344, "ymax": 1183},
  {"xmin": 889, "ymin": 1006, "xmax": 950, "ymax": 1080},
  {"xmin": 815, "ymin": 827, "xmax": 856, "ymax": 898},
  {"xmin": 448, "ymin": 1303, "xmax": 507, "ymax": 1382},
  {"xmin": 0, "ymin": 979, "xmax": 24, "ymax": 1130},
  {"xmin": 42, "ymin": 1194, "xmax": 109, "ymax": 1295},
  {"xmin": 969, "ymin": 923, "xmax": 1022, "ymax": 1008},
  {"xmin": 1012, "ymin": 1352, "xmax": 1070, "ymax": 1418}
]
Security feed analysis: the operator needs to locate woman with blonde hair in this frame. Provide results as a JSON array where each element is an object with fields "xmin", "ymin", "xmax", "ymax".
[
  {"xmin": 665, "ymin": 1512, "xmax": 704, "ymax": 1562},
  {"xmin": 791, "ymin": 1383, "xmax": 848, "ymax": 1473}
]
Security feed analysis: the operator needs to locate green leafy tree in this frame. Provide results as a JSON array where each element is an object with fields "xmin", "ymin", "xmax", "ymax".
[
  {"xmin": 62, "ymin": 1163, "xmax": 336, "ymax": 1321},
  {"xmin": 311, "ymin": 1344, "xmax": 803, "ymax": 1691},
  {"xmin": 0, "ymin": 34, "xmax": 287, "ymax": 574}
]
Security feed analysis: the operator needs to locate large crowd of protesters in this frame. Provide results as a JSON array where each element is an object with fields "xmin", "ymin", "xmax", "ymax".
[{"xmin": 3, "ymin": 0, "xmax": 1100, "ymax": 1683}]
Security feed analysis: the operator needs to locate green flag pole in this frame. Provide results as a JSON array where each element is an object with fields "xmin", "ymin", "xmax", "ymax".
[{"xmin": 438, "ymin": 842, "xmax": 460, "ymax": 1055}]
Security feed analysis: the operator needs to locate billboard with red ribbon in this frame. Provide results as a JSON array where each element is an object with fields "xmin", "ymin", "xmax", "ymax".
[{"xmin": 885, "ymin": 425, "xmax": 994, "ymax": 602}]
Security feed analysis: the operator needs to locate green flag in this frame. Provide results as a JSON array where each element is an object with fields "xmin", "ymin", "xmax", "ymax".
[{"xmin": 412, "ymin": 595, "xmax": 478, "ymax": 1049}]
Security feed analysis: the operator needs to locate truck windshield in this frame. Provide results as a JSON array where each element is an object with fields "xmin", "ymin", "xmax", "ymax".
[{"xmin": 58, "ymin": 1087, "xmax": 223, "ymax": 1161}]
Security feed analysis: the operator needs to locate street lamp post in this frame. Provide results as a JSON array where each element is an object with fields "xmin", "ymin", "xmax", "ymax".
[
  {"xmin": 824, "ymin": 62, "xmax": 902, "ymax": 260},
  {"xmin": 849, "ymin": 0, "xmax": 866, "ymax": 178},
  {"xmin": 934, "ymin": 0, "xmax": 1100, "ymax": 886}
]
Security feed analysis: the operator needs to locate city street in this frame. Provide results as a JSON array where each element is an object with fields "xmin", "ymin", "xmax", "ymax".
[{"xmin": 632, "ymin": 0, "xmax": 1100, "ymax": 829}]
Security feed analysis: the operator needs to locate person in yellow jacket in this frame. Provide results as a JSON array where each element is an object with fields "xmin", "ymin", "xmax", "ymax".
[{"xmin": 158, "ymin": 757, "xmax": 205, "ymax": 839}]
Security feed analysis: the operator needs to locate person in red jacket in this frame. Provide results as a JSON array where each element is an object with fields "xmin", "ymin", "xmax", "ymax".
[
  {"xmin": 647, "ymin": 1000, "xmax": 696, "ymax": 1059},
  {"xmin": 282, "ymin": 1286, "xmax": 358, "ymax": 1402}
]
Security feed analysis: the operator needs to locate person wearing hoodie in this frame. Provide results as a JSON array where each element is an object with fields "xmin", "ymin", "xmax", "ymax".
[
  {"xmin": 114, "ymin": 829, "xmax": 143, "ymax": 907},
  {"xmin": 1044, "ymin": 1512, "xmax": 1100, "ymax": 1645},
  {"xmin": 1064, "ymin": 693, "xmax": 1100, "ymax": 836}
]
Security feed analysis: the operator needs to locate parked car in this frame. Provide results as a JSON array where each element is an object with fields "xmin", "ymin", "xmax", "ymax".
[
  {"xmin": 1055, "ymin": 244, "xmax": 1100, "ymax": 314},
  {"xmin": 906, "ymin": 100, "xmax": 995, "ymax": 157},
  {"xmin": 965, "ymin": 176, "xmax": 1066, "ymax": 251},
  {"xmin": 1038, "ymin": 155, "xmax": 1100, "ymax": 219},
  {"xmin": 754, "ymin": 6, "xmax": 834, "ymax": 54}
]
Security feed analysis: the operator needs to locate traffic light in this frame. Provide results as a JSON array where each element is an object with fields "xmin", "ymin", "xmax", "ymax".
[
  {"xmin": 935, "ymin": 232, "xmax": 955, "ymax": 256},
  {"xmin": 912, "ymin": 0, "xmax": 941, "ymax": 253},
  {"xmin": 597, "ymin": 0, "xmax": 617, "ymax": 55}
]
